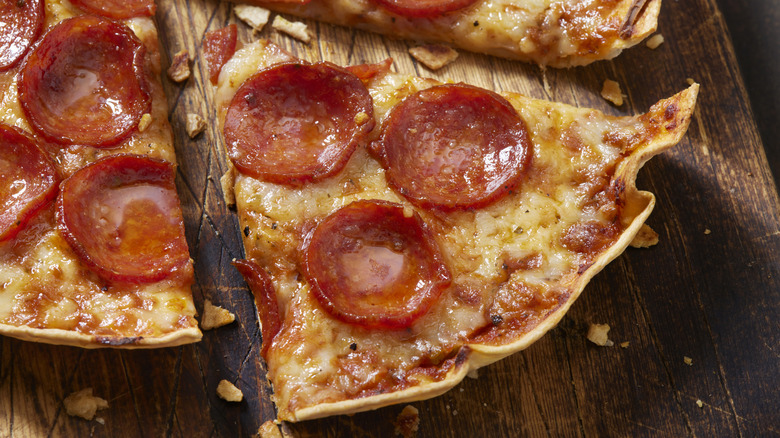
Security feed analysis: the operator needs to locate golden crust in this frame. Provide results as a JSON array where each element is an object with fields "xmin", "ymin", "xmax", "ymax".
[{"xmin": 0, "ymin": 323, "xmax": 202, "ymax": 349}]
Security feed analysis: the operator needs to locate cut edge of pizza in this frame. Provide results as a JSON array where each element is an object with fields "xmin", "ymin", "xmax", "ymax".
[
  {"xmin": 214, "ymin": 38, "xmax": 697, "ymax": 421},
  {"xmin": 241, "ymin": 0, "xmax": 661, "ymax": 67},
  {"xmin": 0, "ymin": 1, "xmax": 202, "ymax": 348}
]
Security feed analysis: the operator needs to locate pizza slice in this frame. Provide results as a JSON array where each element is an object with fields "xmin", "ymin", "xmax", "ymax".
[
  {"xmin": 215, "ymin": 38, "xmax": 698, "ymax": 421},
  {"xmin": 238, "ymin": 0, "xmax": 661, "ymax": 66},
  {"xmin": 0, "ymin": 0, "xmax": 201, "ymax": 348}
]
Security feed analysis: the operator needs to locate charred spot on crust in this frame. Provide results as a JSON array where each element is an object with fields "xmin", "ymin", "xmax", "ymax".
[
  {"xmin": 96, "ymin": 336, "xmax": 142, "ymax": 346},
  {"xmin": 491, "ymin": 314, "xmax": 503, "ymax": 325},
  {"xmin": 350, "ymin": 342, "xmax": 357, "ymax": 351}
]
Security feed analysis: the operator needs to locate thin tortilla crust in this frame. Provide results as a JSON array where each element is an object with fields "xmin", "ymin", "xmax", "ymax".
[{"xmin": 0, "ymin": 323, "xmax": 202, "ymax": 349}]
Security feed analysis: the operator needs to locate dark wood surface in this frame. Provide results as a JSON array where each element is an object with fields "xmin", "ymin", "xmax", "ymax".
[{"xmin": 2, "ymin": 0, "xmax": 779, "ymax": 436}]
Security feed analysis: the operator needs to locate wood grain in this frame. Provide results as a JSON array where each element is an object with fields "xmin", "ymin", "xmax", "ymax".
[{"xmin": 1, "ymin": 0, "xmax": 778, "ymax": 436}]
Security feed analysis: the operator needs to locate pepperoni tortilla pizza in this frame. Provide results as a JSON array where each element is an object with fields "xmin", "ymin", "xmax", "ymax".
[
  {"xmin": 0, "ymin": 0, "xmax": 201, "ymax": 347},
  {"xmin": 216, "ymin": 39, "xmax": 698, "ymax": 420},
  {"xmin": 241, "ymin": 0, "xmax": 661, "ymax": 66}
]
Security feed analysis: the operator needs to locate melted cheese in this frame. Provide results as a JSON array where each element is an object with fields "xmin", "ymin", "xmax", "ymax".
[{"xmin": 219, "ymin": 41, "xmax": 653, "ymax": 418}]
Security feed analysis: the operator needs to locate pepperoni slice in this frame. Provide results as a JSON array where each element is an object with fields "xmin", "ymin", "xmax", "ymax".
[
  {"xmin": 233, "ymin": 259, "xmax": 282, "ymax": 357},
  {"xmin": 370, "ymin": 0, "xmax": 479, "ymax": 17},
  {"xmin": 57, "ymin": 155, "xmax": 191, "ymax": 283},
  {"xmin": 0, "ymin": 0, "xmax": 44, "ymax": 71},
  {"xmin": 19, "ymin": 16, "xmax": 151, "ymax": 147},
  {"xmin": 0, "ymin": 124, "xmax": 58, "ymax": 241},
  {"xmin": 346, "ymin": 58, "xmax": 393, "ymax": 85},
  {"xmin": 224, "ymin": 62, "xmax": 374, "ymax": 186},
  {"xmin": 69, "ymin": 0, "xmax": 156, "ymax": 19},
  {"xmin": 302, "ymin": 200, "xmax": 451, "ymax": 329},
  {"xmin": 203, "ymin": 24, "xmax": 237, "ymax": 85},
  {"xmin": 373, "ymin": 83, "xmax": 532, "ymax": 210}
]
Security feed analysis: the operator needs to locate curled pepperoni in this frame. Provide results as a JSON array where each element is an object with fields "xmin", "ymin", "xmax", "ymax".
[
  {"xmin": 69, "ymin": 0, "xmax": 156, "ymax": 19},
  {"xmin": 0, "ymin": 124, "xmax": 58, "ymax": 241},
  {"xmin": 370, "ymin": 0, "xmax": 479, "ymax": 17},
  {"xmin": 57, "ymin": 155, "xmax": 191, "ymax": 283},
  {"xmin": 224, "ymin": 62, "xmax": 374, "ymax": 186},
  {"xmin": 303, "ymin": 200, "xmax": 451, "ymax": 329},
  {"xmin": 233, "ymin": 259, "xmax": 282, "ymax": 357},
  {"xmin": 372, "ymin": 84, "xmax": 532, "ymax": 210},
  {"xmin": 19, "ymin": 16, "xmax": 151, "ymax": 147},
  {"xmin": 0, "ymin": 0, "xmax": 44, "ymax": 71},
  {"xmin": 203, "ymin": 24, "xmax": 237, "ymax": 85}
]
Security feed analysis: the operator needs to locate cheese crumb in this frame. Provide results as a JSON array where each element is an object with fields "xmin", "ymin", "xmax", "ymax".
[
  {"xmin": 704, "ymin": 229, "xmax": 711, "ymax": 235},
  {"xmin": 601, "ymin": 79, "xmax": 624, "ymax": 106},
  {"xmin": 201, "ymin": 300, "xmax": 236, "ymax": 330},
  {"xmin": 686, "ymin": 78, "xmax": 696, "ymax": 86},
  {"xmin": 630, "ymin": 224, "xmax": 659, "ymax": 248},
  {"xmin": 217, "ymin": 380, "xmax": 244, "ymax": 402},
  {"xmin": 394, "ymin": 405, "xmax": 420, "ymax": 438},
  {"xmin": 620, "ymin": 341, "xmax": 630, "ymax": 348},
  {"xmin": 234, "ymin": 5, "xmax": 270, "ymax": 33},
  {"xmin": 354, "ymin": 111, "xmax": 370, "ymax": 125},
  {"xmin": 408, "ymin": 44, "xmax": 459, "ymax": 70},
  {"xmin": 587, "ymin": 323, "xmax": 614, "ymax": 346},
  {"xmin": 272, "ymin": 16, "xmax": 311, "ymax": 43},
  {"xmin": 186, "ymin": 113, "xmax": 207, "ymax": 138},
  {"xmin": 257, "ymin": 420, "xmax": 283, "ymax": 438},
  {"xmin": 645, "ymin": 34, "xmax": 665, "ymax": 49},
  {"xmin": 684, "ymin": 356, "xmax": 693, "ymax": 366},
  {"xmin": 137, "ymin": 113, "xmax": 152, "ymax": 132},
  {"xmin": 167, "ymin": 50, "xmax": 191, "ymax": 82},
  {"xmin": 63, "ymin": 388, "xmax": 109, "ymax": 421},
  {"xmin": 696, "ymin": 399, "xmax": 703, "ymax": 408}
]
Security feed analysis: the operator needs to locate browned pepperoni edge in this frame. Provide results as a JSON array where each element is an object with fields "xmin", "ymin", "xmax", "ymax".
[
  {"xmin": 0, "ymin": 124, "xmax": 59, "ymax": 241},
  {"xmin": 233, "ymin": 259, "xmax": 282, "ymax": 357},
  {"xmin": 69, "ymin": 0, "xmax": 156, "ymax": 20},
  {"xmin": 18, "ymin": 15, "xmax": 151, "ymax": 147},
  {"xmin": 370, "ymin": 0, "xmax": 480, "ymax": 17},
  {"xmin": 0, "ymin": 0, "xmax": 45, "ymax": 71},
  {"xmin": 224, "ymin": 61, "xmax": 375, "ymax": 187},
  {"xmin": 372, "ymin": 83, "xmax": 533, "ymax": 210},
  {"xmin": 57, "ymin": 155, "xmax": 191, "ymax": 284},
  {"xmin": 302, "ymin": 200, "xmax": 451, "ymax": 329}
]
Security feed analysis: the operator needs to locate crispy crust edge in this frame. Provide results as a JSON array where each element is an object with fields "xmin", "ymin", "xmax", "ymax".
[
  {"xmin": 284, "ymin": 83, "xmax": 699, "ymax": 422},
  {"xmin": 0, "ymin": 323, "xmax": 202, "ymax": 349}
]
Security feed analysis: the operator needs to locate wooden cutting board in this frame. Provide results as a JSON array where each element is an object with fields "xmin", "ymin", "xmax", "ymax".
[{"xmin": 2, "ymin": 0, "xmax": 778, "ymax": 436}]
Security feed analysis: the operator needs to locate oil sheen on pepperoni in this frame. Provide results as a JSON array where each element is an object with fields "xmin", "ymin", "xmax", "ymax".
[
  {"xmin": 370, "ymin": 0, "xmax": 479, "ymax": 17},
  {"xmin": 19, "ymin": 16, "xmax": 151, "ymax": 147},
  {"xmin": 233, "ymin": 259, "xmax": 282, "ymax": 357},
  {"xmin": 224, "ymin": 62, "xmax": 374, "ymax": 186},
  {"xmin": 57, "ymin": 155, "xmax": 190, "ymax": 283},
  {"xmin": 202, "ymin": 24, "xmax": 237, "ymax": 85},
  {"xmin": 374, "ymin": 83, "xmax": 532, "ymax": 210},
  {"xmin": 303, "ymin": 200, "xmax": 451, "ymax": 329},
  {"xmin": 69, "ymin": 0, "xmax": 156, "ymax": 19},
  {"xmin": 0, "ymin": 0, "xmax": 44, "ymax": 71},
  {"xmin": 0, "ymin": 124, "xmax": 58, "ymax": 241}
]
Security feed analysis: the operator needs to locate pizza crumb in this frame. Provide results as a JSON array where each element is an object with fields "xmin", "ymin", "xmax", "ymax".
[
  {"xmin": 95, "ymin": 417, "xmax": 105, "ymax": 425},
  {"xmin": 394, "ymin": 405, "xmax": 420, "ymax": 438},
  {"xmin": 221, "ymin": 166, "xmax": 237, "ymax": 207},
  {"xmin": 645, "ymin": 34, "xmax": 665, "ymax": 49},
  {"xmin": 256, "ymin": 420, "xmax": 283, "ymax": 438},
  {"xmin": 696, "ymin": 399, "xmax": 703, "ymax": 408},
  {"xmin": 167, "ymin": 50, "xmax": 191, "ymax": 82},
  {"xmin": 201, "ymin": 300, "xmax": 236, "ymax": 330},
  {"xmin": 630, "ymin": 224, "xmax": 659, "ymax": 248},
  {"xmin": 684, "ymin": 356, "xmax": 693, "ymax": 366},
  {"xmin": 234, "ymin": 4, "xmax": 270, "ymax": 33},
  {"xmin": 272, "ymin": 16, "xmax": 311, "ymax": 43},
  {"xmin": 704, "ymin": 228, "xmax": 711, "ymax": 235},
  {"xmin": 217, "ymin": 380, "xmax": 243, "ymax": 402},
  {"xmin": 587, "ymin": 323, "xmax": 613, "ymax": 346},
  {"xmin": 620, "ymin": 341, "xmax": 630, "ymax": 348},
  {"xmin": 137, "ymin": 113, "xmax": 152, "ymax": 132},
  {"xmin": 408, "ymin": 45, "xmax": 459, "ymax": 70},
  {"xmin": 354, "ymin": 111, "xmax": 370, "ymax": 126},
  {"xmin": 601, "ymin": 79, "xmax": 624, "ymax": 106},
  {"xmin": 467, "ymin": 369, "xmax": 479, "ymax": 379},
  {"xmin": 63, "ymin": 388, "xmax": 109, "ymax": 421},
  {"xmin": 686, "ymin": 78, "xmax": 696, "ymax": 86},
  {"xmin": 186, "ymin": 113, "xmax": 207, "ymax": 138}
]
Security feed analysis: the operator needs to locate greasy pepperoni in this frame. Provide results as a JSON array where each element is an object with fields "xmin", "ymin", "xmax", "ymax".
[
  {"xmin": 373, "ymin": 83, "xmax": 532, "ymax": 210},
  {"xmin": 19, "ymin": 16, "xmax": 151, "ymax": 147},
  {"xmin": 346, "ymin": 58, "xmax": 393, "ymax": 85},
  {"xmin": 0, "ymin": 0, "xmax": 44, "ymax": 71},
  {"xmin": 233, "ymin": 259, "xmax": 282, "ymax": 357},
  {"xmin": 370, "ymin": 0, "xmax": 479, "ymax": 17},
  {"xmin": 69, "ymin": 0, "xmax": 156, "ymax": 19},
  {"xmin": 0, "ymin": 124, "xmax": 58, "ymax": 241},
  {"xmin": 302, "ymin": 200, "xmax": 451, "ymax": 329},
  {"xmin": 203, "ymin": 24, "xmax": 237, "ymax": 85},
  {"xmin": 57, "ymin": 155, "xmax": 191, "ymax": 283},
  {"xmin": 224, "ymin": 62, "xmax": 374, "ymax": 186}
]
